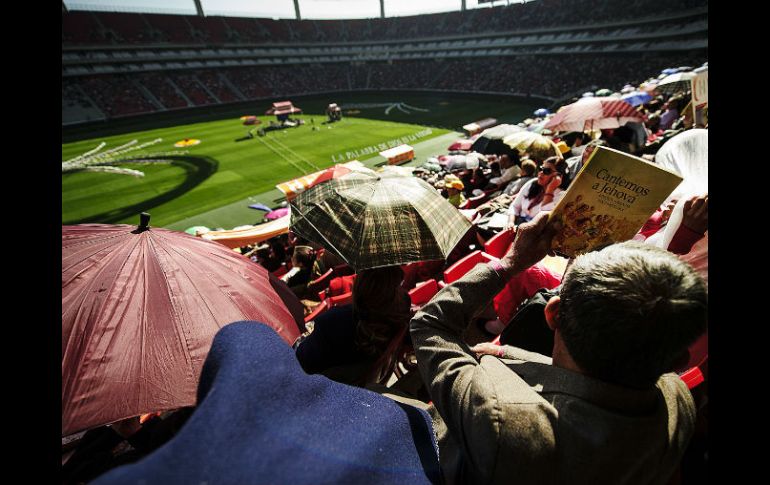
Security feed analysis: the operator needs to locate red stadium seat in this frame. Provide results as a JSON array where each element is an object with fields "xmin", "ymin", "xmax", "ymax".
[
  {"xmin": 443, "ymin": 250, "xmax": 497, "ymax": 285},
  {"xmin": 328, "ymin": 292, "xmax": 353, "ymax": 307},
  {"xmin": 679, "ymin": 366, "xmax": 704, "ymax": 390},
  {"xmin": 459, "ymin": 192, "xmax": 489, "ymax": 210},
  {"xmin": 304, "ymin": 299, "xmax": 329, "ymax": 323},
  {"xmin": 408, "ymin": 279, "xmax": 439, "ymax": 306},
  {"xmin": 307, "ymin": 268, "xmax": 334, "ymax": 297},
  {"xmin": 484, "ymin": 228, "xmax": 516, "ymax": 259}
]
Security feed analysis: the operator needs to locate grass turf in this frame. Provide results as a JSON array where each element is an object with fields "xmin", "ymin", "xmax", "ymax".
[{"xmin": 62, "ymin": 92, "xmax": 542, "ymax": 229}]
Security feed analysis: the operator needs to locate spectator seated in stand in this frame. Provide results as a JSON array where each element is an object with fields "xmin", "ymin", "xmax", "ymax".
[
  {"xmin": 507, "ymin": 156, "xmax": 569, "ymax": 227},
  {"xmin": 410, "ymin": 214, "xmax": 707, "ymax": 484},
  {"xmin": 502, "ymin": 158, "xmax": 537, "ymax": 197},
  {"xmin": 485, "ymin": 153, "xmax": 521, "ymax": 193},
  {"xmin": 295, "ymin": 265, "xmax": 412, "ymax": 387},
  {"xmin": 281, "ymin": 245, "xmax": 316, "ymax": 297},
  {"xmin": 444, "ymin": 176, "xmax": 466, "ymax": 208},
  {"xmin": 565, "ymin": 139, "xmax": 607, "ymax": 182}
]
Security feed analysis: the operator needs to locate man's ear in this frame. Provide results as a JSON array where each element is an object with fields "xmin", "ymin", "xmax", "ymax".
[{"xmin": 544, "ymin": 295, "xmax": 561, "ymax": 331}]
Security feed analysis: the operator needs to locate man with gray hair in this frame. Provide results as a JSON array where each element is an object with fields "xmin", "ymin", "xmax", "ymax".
[{"xmin": 410, "ymin": 212, "xmax": 707, "ymax": 484}]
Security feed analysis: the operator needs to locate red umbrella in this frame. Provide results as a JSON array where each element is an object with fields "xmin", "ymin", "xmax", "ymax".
[
  {"xmin": 545, "ymin": 97, "xmax": 644, "ymax": 132},
  {"xmin": 62, "ymin": 216, "xmax": 302, "ymax": 437}
]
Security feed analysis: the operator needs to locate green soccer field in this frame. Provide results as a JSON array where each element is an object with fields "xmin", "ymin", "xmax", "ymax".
[{"xmin": 62, "ymin": 92, "xmax": 543, "ymax": 230}]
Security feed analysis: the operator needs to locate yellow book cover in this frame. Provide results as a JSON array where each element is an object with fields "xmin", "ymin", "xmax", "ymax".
[{"xmin": 549, "ymin": 146, "xmax": 683, "ymax": 257}]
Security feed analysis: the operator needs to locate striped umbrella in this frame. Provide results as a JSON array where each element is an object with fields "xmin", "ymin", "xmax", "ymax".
[
  {"xmin": 290, "ymin": 171, "xmax": 471, "ymax": 270},
  {"xmin": 545, "ymin": 97, "xmax": 644, "ymax": 132}
]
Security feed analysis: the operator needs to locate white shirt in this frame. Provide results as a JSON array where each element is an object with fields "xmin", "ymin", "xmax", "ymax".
[
  {"xmin": 507, "ymin": 178, "xmax": 565, "ymax": 221},
  {"xmin": 489, "ymin": 165, "xmax": 521, "ymax": 186}
]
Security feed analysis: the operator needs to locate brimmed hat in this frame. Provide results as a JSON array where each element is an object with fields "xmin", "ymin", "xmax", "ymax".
[
  {"xmin": 555, "ymin": 141, "xmax": 571, "ymax": 155},
  {"xmin": 445, "ymin": 179, "xmax": 464, "ymax": 190},
  {"xmin": 444, "ymin": 174, "xmax": 464, "ymax": 190}
]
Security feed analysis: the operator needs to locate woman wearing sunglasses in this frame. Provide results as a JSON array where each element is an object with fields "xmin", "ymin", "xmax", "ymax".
[{"xmin": 507, "ymin": 156, "xmax": 570, "ymax": 227}]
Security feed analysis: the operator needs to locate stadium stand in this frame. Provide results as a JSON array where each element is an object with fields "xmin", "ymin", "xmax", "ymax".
[{"xmin": 61, "ymin": 0, "xmax": 707, "ymax": 124}]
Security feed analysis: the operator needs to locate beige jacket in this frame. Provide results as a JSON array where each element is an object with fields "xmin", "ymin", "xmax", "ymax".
[{"xmin": 410, "ymin": 263, "xmax": 695, "ymax": 485}]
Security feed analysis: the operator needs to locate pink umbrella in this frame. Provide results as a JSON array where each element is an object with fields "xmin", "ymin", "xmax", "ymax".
[
  {"xmin": 62, "ymin": 216, "xmax": 302, "ymax": 437},
  {"xmin": 448, "ymin": 139, "xmax": 473, "ymax": 151},
  {"xmin": 265, "ymin": 207, "xmax": 290, "ymax": 220},
  {"xmin": 545, "ymin": 97, "xmax": 644, "ymax": 132}
]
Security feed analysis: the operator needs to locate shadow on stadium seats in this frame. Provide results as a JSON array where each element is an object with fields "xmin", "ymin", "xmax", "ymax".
[{"xmin": 63, "ymin": 155, "xmax": 219, "ymax": 225}]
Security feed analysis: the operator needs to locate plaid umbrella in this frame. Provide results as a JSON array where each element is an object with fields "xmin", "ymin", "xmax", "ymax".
[
  {"xmin": 501, "ymin": 131, "xmax": 560, "ymax": 163},
  {"xmin": 545, "ymin": 97, "xmax": 643, "ymax": 132},
  {"xmin": 290, "ymin": 171, "xmax": 471, "ymax": 270},
  {"xmin": 656, "ymin": 71, "xmax": 696, "ymax": 95}
]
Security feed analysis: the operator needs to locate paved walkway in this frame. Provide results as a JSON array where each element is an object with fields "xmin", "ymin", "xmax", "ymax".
[{"xmin": 167, "ymin": 131, "xmax": 462, "ymax": 231}]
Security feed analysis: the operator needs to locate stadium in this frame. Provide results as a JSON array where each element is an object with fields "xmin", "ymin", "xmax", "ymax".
[{"xmin": 62, "ymin": 1, "xmax": 709, "ymax": 483}]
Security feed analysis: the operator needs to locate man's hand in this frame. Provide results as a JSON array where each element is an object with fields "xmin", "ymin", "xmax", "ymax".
[
  {"xmin": 500, "ymin": 212, "xmax": 562, "ymax": 277},
  {"xmin": 469, "ymin": 342, "xmax": 504, "ymax": 358},
  {"xmin": 682, "ymin": 194, "xmax": 708, "ymax": 234},
  {"xmin": 661, "ymin": 198, "xmax": 678, "ymax": 224}
]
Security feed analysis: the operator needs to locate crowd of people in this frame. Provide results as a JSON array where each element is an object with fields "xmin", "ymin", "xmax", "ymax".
[
  {"xmin": 62, "ymin": 0, "xmax": 705, "ymax": 46},
  {"xmin": 64, "ymin": 56, "xmax": 709, "ymax": 484},
  {"xmin": 62, "ymin": 52, "xmax": 705, "ymax": 122}
]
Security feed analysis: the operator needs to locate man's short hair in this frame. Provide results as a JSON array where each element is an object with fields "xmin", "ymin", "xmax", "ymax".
[{"xmin": 558, "ymin": 241, "xmax": 707, "ymax": 388}]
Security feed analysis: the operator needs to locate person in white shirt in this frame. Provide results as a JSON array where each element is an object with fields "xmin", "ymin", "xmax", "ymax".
[
  {"xmin": 507, "ymin": 156, "xmax": 569, "ymax": 227},
  {"xmin": 487, "ymin": 153, "xmax": 521, "ymax": 190}
]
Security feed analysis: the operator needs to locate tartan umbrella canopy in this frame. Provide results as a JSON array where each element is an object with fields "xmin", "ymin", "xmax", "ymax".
[
  {"xmin": 62, "ymin": 217, "xmax": 303, "ymax": 437},
  {"xmin": 501, "ymin": 131, "xmax": 560, "ymax": 163},
  {"xmin": 655, "ymin": 71, "xmax": 696, "ymax": 95},
  {"xmin": 290, "ymin": 171, "xmax": 472, "ymax": 270},
  {"xmin": 544, "ymin": 97, "xmax": 644, "ymax": 132}
]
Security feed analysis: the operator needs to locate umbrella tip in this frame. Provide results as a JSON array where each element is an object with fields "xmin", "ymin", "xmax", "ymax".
[{"xmin": 137, "ymin": 212, "xmax": 151, "ymax": 232}]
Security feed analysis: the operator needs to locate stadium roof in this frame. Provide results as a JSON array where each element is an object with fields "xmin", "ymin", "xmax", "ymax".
[{"xmin": 63, "ymin": 0, "xmax": 539, "ymax": 20}]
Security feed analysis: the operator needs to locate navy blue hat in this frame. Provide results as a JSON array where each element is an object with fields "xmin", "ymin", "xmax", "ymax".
[{"xmin": 93, "ymin": 321, "xmax": 441, "ymax": 485}]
